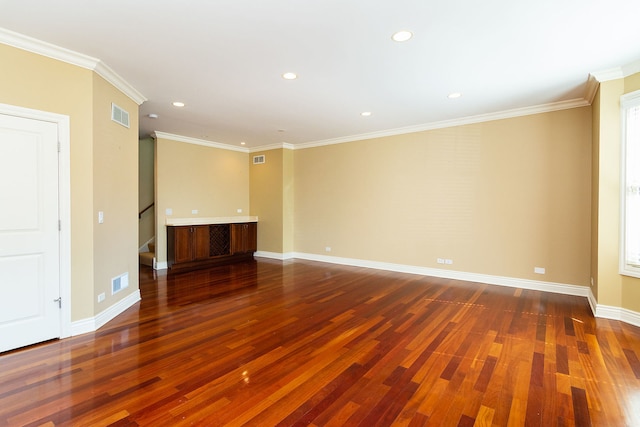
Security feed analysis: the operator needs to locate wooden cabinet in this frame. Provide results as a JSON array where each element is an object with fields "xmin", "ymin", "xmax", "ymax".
[
  {"xmin": 171, "ymin": 225, "xmax": 211, "ymax": 264},
  {"xmin": 231, "ymin": 222, "xmax": 257, "ymax": 254},
  {"xmin": 167, "ymin": 221, "xmax": 256, "ymax": 271}
]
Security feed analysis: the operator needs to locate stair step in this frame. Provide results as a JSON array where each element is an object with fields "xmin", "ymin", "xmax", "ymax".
[{"xmin": 139, "ymin": 251, "xmax": 155, "ymax": 267}]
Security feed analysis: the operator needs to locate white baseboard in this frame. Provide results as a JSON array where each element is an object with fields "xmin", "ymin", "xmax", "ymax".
[
  {"xmin": 288, "ymin": 252, "xmax": 640, "ymax": 327},
  {"xmin": 292, "ymin": 252, "xmax": 590, "ymax": 296},
  {"xmin": 142, "ymin": 250, "xmax": 640, "ymax": 329},
  {"xmin": 255, "ymin": 251, "xmax": 295, "ymax": 260},
  {"xmin": 594, "ymin": 302, "xmax": 640, "ymax": 328},
  {"xmin": 587, "ymin": 288, "xmax": 598, "ymax": 317},
  {"xmin": 155, "ymin": 261, "xmax": 168, "ymax": 270},
  {"xmin": 70, "ymin": 290, "xmax": 141, "ymax": 336}
]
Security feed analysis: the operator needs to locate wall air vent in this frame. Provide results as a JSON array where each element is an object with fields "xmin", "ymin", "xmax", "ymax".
[
  {"xmin": 253, "ymin": 155, "xmax": 265, "ymax": 164},
  {"xmin": 111, "ymin": 103, "xmax": 130, "ymax": 128},
  {"xmin": 111, "ymin": 272, "xmax": 129, "ymax": 295}
]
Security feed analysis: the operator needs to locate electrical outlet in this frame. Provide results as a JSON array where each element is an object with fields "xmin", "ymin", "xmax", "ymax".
[
  {"xmin": 98, "ymin": 292, "xmax": 105, "ymax": 303},
  {"xmin": 237, "ymin": 208, "xmax": 243, "ymax": 213},
  {"xmin": 325, "ymin": 246, "xmax": 332, "ymax": 252},
  {"xmin": 534, "ymin": 267, "xmax": 545, "ymax": 274},
  {"xmin": 191, "ymin": 209, "xmax": 198, "ymax": 214},
  {"xmin": 437, "ymin": 258, "xmax": 445, "ymax": 264},
  {"xmin": 445, "ymin": 259, "xmax": 453, "ymax": 265}
]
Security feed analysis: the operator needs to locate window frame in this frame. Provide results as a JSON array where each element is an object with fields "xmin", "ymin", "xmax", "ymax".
[{"xmin": 620, "ymin": 89, "xmax": 640, "ymax": 278}]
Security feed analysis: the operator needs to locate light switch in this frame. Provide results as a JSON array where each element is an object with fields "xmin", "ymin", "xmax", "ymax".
[{"xmin": 98, "ymin": 211, "xmax": 104, "ymax": 224}]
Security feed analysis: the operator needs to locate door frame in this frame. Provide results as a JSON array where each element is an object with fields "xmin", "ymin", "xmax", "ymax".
[{"xmin": 0, "ymin": 102, "xmax": 71, "ymax": 339}]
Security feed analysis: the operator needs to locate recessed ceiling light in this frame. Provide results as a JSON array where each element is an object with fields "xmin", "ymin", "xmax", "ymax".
[
  {"xmin": 447, "ymin": 92, "xmax": 462, "ymax": 99},
  {"xmin": 172, "ymin": 101, "xmax": 185, "ymax": 107},
  {"xmin": 392, "ymin": 30, "xmax": 413, "ymax": 42},
  {"xmin": 147, "ymin": 113, "xmax": 158, "ymax": 119},
  {"xmin": 361, "ymin": 111, "xmax": 372, "ymax": 117},
  {"xmin": 282, "ymin": 72, "xmax": 297, "ymax": 80},
  {"xmin": 240, "ymin": 142, "xmax": 246, "ymax": 145}
]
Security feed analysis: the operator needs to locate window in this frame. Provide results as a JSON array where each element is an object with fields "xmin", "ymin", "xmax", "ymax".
[{"xmin": 621, "ymin": 89, "xmax": 640, "ymax": 278}]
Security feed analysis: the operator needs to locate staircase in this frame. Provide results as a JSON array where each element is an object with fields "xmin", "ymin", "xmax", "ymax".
[{"xmin": 139, "ymin": 242, "xmax": 155, "ymax": 268}]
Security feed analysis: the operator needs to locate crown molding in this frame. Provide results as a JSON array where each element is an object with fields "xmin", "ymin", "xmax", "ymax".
[
  {"xmin": 591, "ymin": 67, "xmax": 625, "ymax": 82},
  {"xmin": 249, "ymin": 142, "xmax": 295, "ymax": 153},
  {"xmin": 291, "ymin": 98, "xmax": 589, "ymax": 151},
  {"xmin": 0, "ymin": 27, "xmax": 98, "ymax": 68},
  {"xmin": 622, "ymin": 59, "xmax": 640, "ymax": 77},
  {"xmin": 93, "ymin": 62, "xmax": 146, "ymax": 105},
  {"xmin": 591, "ymin": 59, "xmax": 640, "ymax": 83},
  {"xmin": 152, "ymin": 131, "xmax": 249, "ymax": 153},
  {"xmin": 0, "ymin": 27, "xmax": 146, "ymax": 105},
  {"xmin": 584, "ymin": 74, "xmax": 600, "ymax": 104}
]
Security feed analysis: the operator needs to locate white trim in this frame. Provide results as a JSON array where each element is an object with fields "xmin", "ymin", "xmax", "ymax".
[
  {"xmin": 165, "ymin": 216, "xmax": 258, "ymax": 226},
  {"xmin": 620, "ymin": 89, "xmax": 640, "ymax": 105},
  {"xmin": 291, "ymin": 99, "xmax": 589, "ymax": 151},
  {"xmin": 154, "ymin": 98, "xmax": 592, "ymax": 154},
  {"xmin": 291, "ymin": 252, "xmax": 590, "ymax": 297},
  {"xmin": 587, "ymin": 288, "xmax": 598, "ymax": 317},
  {"xmin": 594, "ymin": 303, "xmax": 640, "ymax": 328},
  {"xmin": 0, "ymin": 27, "xmax": 146, "ymax": 105},
  {"xmin": 155, "ymin": 261, "xmax": 168, "ymax": 270},
  {"xmin": 619, "ymin": 89, "xmax": 640, "ymax": 278},
  {"xmin": 94, "ymin": 62, "xmax": 146, "ymax": 105},
  {"xmin": 622, "ymin": 60, "xmax": 640, "ymax": 79},
  {"xmin": 70, "ymin": 290, "xmax": 141, "ymax": 336},
  {"xmin": 584, "ymin": 75, "xmax": 600, "ymax": 105},
  {"xmin": 152, "ymin": 131, "xmax": 249, "ymax": 153},
  {"xmin": 0, "ymin": 27, "xmax": 98, "ymax": 69},
  {"xmin": 255, "ymin": 251, "xmax": 295, "ymax": 260},
  {"xmin": 591, "ymin": 59, "xmax": 640, "ymax": 83},
  {"xmin": 249, "ymin": 143, "xmax": 295, "ymax": 153},
  {"xmin": 591, "ymin": 68, "xmax": 625, "ymax": 83},
  {"xmin": 57, "ymin": 112, "xmax": 72, "ymax": 339},
  {"xmin": 283, "ymin": 252, "xmax": 640, "ymax": 328},
  {"xmin": 0, "ymin": 103, "xmax": 72, "ymax": 339}
]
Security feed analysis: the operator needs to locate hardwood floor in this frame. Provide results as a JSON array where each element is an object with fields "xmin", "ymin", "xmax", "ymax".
[{"xmin": 1, "ymin": 259, "xmax": 640, "ymax": 426}]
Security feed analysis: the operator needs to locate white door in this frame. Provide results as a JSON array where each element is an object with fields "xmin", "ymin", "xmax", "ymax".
[{"xmin": 0, "ymin": 113, "xmax": 60, "ymax": 353}]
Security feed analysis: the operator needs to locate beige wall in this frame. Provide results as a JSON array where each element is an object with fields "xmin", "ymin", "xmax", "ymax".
[
  {"xmin": 155, "ymin": 137, "xmax": 249, "ymax": 264},
  {"xmin": 1, "ymin": 44, "xmax": 95, "ymax": 321},
  {"xmin": 6, "ymin": 39, "xmax": 639, "ymax": 322},
  {"xmin": 92, "ymin": 74, "xmax": 139, "ymax": 314},
  {"xmin": 593, "ymin": 73, "xmax": 640, "ymax": 312},
  {"xmin": 294, "ymin": 108, "xmax": 592, "ymax": 286},
  {"xmin": 283, "ymin": 149, "xmax": 294, "ymax": 253},
  {"xmin": 591, "ymin": 89, "xmax": 601, "ymax": 299},
  {"xmin": 0, "ymin": 43, "xmax": 139, "ymax": 321},
  {"xmin": 139, "ymin": 137, "xmax": 155, "ymax": 247},
  {"xmin": 249, "ymin": 149, "xmax": 294, "ymax": 254}
]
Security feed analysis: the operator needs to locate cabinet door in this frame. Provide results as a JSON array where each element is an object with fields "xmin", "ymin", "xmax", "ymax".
[
  {"xmin": 193, "ymin": 225, "xmax": 210, "ymax": 260},
  {"xmin": 230, "ymin": 224, "xmax": 244, "ymax": 254},
  {"xmin": 245, "ymin": 222, "xmax": 257, "ymax": 252},
  {"xmin": 173, "ymin": 226, "xmax": 193, "ymax": 264},
  {"xmin": 231, "ymin": 223, "xmax": 257, "ymax": 254}
]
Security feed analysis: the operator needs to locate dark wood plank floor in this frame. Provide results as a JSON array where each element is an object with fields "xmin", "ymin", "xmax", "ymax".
[{"xmin": 1, "ymin": 259, "xmax": 640, "ymax": 426}]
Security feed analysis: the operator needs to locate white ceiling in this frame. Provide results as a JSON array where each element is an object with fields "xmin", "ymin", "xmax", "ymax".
[{"xmin": 1, "ymin": 0, "xmax": 639, "ymax": 149}]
